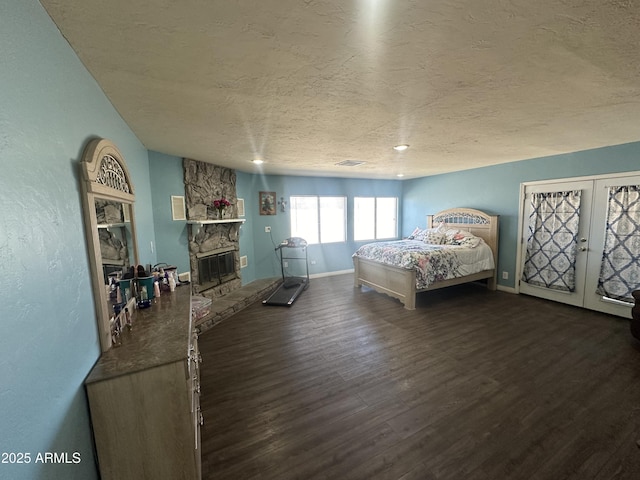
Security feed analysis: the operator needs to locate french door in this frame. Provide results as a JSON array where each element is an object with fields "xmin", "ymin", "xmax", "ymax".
[
  {"xmin": 584, "ymin": 174, "xmax": 640, "ymax": 316},
  {"xmin": 518, "ymin": 180, "xmax": 593, "ymax": 308},
  {"xmin": 518, "ymin": 172, "xmax": 640, "ymax": 318}
]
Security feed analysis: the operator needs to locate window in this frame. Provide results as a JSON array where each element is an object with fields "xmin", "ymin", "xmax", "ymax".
[
  {"xmin": 290, "ymin": 196, "xmax": 346, "ymax": 244},
  {"xmin": 354, "ymin": 197, "xmax": 398, "ymax": 241}
]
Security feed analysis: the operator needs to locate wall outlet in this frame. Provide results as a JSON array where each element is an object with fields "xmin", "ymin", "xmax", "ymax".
[
  {"xmin": 502, "ymin": 271, "xmax": 509, "ymax": 280},
  {"xmin": 265, "ymin": 226, "xmax": 271, "ymax": 233},
  {"xmin": 283, "ymin": 261, "xmax": 288, "ymax": 268},
  {"xmin": 310, "ymin": 260, "xmax": 316, "ymax": 265}
]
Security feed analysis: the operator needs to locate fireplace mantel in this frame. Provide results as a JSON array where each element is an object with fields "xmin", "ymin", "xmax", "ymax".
[{"xmin": 188, "ymin": 219, "xmax": 246, "ymax": 226}]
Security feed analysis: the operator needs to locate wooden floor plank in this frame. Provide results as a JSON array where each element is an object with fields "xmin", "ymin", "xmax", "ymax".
[{"xmin": 199, "ymin": 274, "xmax": 640, "ymax": 479}]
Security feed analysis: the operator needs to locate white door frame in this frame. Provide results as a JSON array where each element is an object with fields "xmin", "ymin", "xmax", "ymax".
[{"xmin": 516, "ymin": 170, "xmax": 640, "ymax": 317}]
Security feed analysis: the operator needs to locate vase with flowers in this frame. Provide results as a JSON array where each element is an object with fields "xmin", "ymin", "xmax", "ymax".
[{"xmin": 213, "ymin": 197, "xmax": 231, "ymax": 219}]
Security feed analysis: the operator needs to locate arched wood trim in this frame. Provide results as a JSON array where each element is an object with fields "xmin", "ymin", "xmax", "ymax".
[{"xmin": 81, "ymin": 138, "xmax": 135, "ymax": 203}]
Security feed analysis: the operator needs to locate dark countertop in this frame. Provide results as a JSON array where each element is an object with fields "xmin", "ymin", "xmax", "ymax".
[{"xmin": 86, "ymin": 285, "xmax": 193, "ymax": 384}]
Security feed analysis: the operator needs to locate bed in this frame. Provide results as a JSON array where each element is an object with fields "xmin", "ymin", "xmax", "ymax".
[{"xmin": 353, "ymin": 208, "xmax": 499, "ymax": 310}]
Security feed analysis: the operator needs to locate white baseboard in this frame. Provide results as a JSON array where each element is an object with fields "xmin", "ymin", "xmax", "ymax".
[
  {"xmin": 497, "ymin": 284, "xmax": 517, "ymax": 294},
  {"xmin": 309, "ymin": 269, "xmax": 354, "ymax": 279}
]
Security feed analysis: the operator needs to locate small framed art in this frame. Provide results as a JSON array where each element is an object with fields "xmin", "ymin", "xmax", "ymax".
[{"xmin": 259, "ymin": 191, "xmax": 276, "ymax": 215}]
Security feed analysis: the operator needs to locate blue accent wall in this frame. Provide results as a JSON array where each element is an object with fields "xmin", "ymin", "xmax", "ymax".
[
  {"xmin": 148, "ymin": 151, "xmax": 190, "ymax": 274},
  {"xmin": 151, "ymin": 149, "xmax": 639, "ymax": 292},
  {"xmin": 237, "ymin": 174, "xmax": 404, "ymax": 282},
  {"xmin": 0, "ymin": 2, "xmax": 153, "ymax": 479},
  {"xmin": 236, "ymin": 171, "xmax": 257, "ymax": 283},
  {"xmin": 148, "ymin": 161, "xmax": 404, "ymax": 285},
  {"xmin": 403, "ymin": 143, "xmax": 640, "ymax": 288}
]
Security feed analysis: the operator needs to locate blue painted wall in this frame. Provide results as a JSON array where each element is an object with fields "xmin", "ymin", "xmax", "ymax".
[
  {"xmin": 236, "ymin": 171, "xmax": 257, "ymax": 283},
  {"xmin": 149, "ymin": 158, "xmax": 405, "ymax": 284},
  {"xmin": 152, "ymin": 147, "xmax": 639, "ymax": 291},
  {"xmin": 148, "ymin": 151, "xmax": 190, "ymax": 274},
  {"xmin": 403, "ymin": 143, "xmax": 640, "ymax": 288},
  {"xmin": 238, "ymin": 174, "xmax": 404, "ymax": 282},
  {"xmin": 0, "ymin": 2, "xmax": 153, "ymax": 479}
]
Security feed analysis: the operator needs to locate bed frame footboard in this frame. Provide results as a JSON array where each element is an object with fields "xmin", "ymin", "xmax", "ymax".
[{"xmin": 354, "ymin": 256, "xmax": 417, "ymax": 310}]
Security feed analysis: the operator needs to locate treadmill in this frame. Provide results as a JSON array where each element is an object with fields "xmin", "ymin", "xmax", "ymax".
[{"xmin": 263, "ymin": 237, "xmax": 310, "ymax": 306}]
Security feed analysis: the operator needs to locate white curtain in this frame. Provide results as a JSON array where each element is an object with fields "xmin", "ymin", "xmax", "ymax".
[
  {"xmin": 521, "ymin": 191, "xmax": 582, "ymax": 292},
  {"xmin": 596, "ymin": 185, "xmax": 640, "ymax": 302}
]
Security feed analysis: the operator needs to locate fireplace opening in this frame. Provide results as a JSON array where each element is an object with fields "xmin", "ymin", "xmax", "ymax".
[{"xmin": 198, "ymin": 250, "xmax": 237, "ymax": 291}]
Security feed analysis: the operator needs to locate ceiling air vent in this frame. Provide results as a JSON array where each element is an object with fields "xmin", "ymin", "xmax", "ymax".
[{"xmin": 336, "ymin": 160, "xmax": 365, "ymax": 167}]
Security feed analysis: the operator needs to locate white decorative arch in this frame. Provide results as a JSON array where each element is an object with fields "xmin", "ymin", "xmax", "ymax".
[{"xmin": 81, "ymin": 138, "xmax": 135, "ymax": 202}]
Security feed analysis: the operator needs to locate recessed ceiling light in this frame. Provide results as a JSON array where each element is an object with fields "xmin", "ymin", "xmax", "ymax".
[
  {"xmin": 393, "ymin": 144, "xmax": 409, "ymax": 151},
  {"xmin": 396, "ymin": 173, "xmax": 405, "ymax": 178},
  {"xmin": 252, "ymin": 159, "xmax": 264, "ymax": 165}
]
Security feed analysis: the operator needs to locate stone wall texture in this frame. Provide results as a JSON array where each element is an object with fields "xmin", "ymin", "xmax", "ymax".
[{"xmin": 184, "ymin": 159, "xmax": 238, "ymax": 221}]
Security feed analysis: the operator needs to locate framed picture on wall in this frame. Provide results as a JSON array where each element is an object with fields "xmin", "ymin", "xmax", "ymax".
[{"xmin": 259, "ymin": 191, "xmax": 276, "ymax": 215}]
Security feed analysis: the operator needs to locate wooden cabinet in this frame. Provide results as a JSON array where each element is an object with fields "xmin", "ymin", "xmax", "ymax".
[{"xmin": 85, "ymin": 287, "xmax": 201, "ymax": 479}]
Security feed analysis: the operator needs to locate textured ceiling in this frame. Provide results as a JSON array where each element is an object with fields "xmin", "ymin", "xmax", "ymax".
[{"xmin": 41, "ymin": 0, "xmax": 640, "ymax": 179}]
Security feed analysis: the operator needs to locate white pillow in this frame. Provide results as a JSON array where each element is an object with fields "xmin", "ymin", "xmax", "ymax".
[
  {"xmin": 433, "ymin": 221, "xmax": 447, "ymax": 233},
  {"xmin": 457, "ymin": 236, "xmax": 482, "ymax": 248},
  {"xmin": 408, "ymin": 227, "xmax": 426, "ymax": 240},
  {"xmin": 445, "ymin": 229, "xmax": 481, "ymax": 247},
  {"xmin": 423, "ymin": 231, "xmax": 446, "ymax": 245},
  {"xmin": 409, "ymin": 223, "xmax": 446, "ymax": 242}
]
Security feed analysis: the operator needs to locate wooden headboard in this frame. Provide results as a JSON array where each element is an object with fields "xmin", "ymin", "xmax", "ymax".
[{"xmin": 427, "ymin": 207, "xmax": 500, "ymax": 267}]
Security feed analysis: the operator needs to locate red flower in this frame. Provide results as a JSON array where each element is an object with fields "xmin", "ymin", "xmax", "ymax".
[{"xmin": 213, "ymin": 198, "xmax": 231, "ymax": 209}]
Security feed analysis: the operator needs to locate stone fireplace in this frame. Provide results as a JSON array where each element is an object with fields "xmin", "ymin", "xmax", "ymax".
[{"xmin": 184, "ymin": 159, "xmax": 242, "ymax": 298}]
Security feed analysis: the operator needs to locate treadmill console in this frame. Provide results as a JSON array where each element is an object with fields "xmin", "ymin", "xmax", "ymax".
[{"xmin": 280, "ymin": 237, "xmax": 307, "ymax": 248}]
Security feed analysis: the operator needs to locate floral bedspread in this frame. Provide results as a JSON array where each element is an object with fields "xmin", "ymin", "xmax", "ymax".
[{"xmin": 353, "ymin": 240, "xmax": 462, "ymax": 289}]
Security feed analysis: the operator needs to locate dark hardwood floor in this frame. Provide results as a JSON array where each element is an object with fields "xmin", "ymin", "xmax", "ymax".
[{"xmin": 199, "ymin": 274, "xmax": 640, "ymax": 479}]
